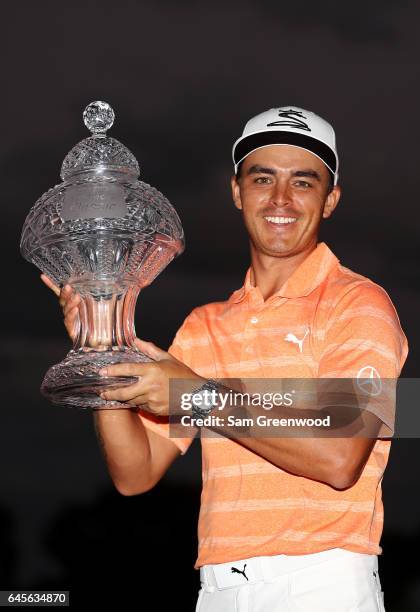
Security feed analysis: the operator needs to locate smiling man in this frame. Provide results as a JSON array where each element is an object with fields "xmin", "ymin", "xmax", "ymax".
[
  {"xmin": 44, "ymin": 106, "xmax": 408, "ymax": 611},
  {"xmin": 231, "ymin": 144, "xmax": 339, "ymax": 299}
]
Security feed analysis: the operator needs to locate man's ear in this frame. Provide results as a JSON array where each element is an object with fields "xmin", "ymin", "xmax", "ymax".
[
  {"xmin": 322, "ymin": 185, "xmax": 341, "ymax": 219},
  {"xmin": 231, "ymin": 175, "xmax": 242, "ymax": 210}
]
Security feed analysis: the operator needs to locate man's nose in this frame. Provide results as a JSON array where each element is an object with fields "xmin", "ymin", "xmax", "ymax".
[{"xmin": 269, "ymin": 180, "xmax": 291, "ymax": 206}]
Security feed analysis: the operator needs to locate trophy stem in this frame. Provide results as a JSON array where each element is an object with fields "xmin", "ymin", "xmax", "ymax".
[{"xmin": 74, "ymin": 285, "xmax": 140, "ymax": 351}]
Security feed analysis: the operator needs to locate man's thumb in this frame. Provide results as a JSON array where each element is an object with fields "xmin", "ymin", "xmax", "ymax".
[{"xmin": 134, "ymin": 338, "xmax": 169, "ymax": 362}]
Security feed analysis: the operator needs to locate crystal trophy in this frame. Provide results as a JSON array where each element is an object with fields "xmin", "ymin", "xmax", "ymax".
[{"xmin": 20, "ymin": 101, "xmax": 184, "ymax": 409}]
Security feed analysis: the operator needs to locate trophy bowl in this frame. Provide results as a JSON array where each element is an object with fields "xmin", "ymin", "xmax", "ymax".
[{"xmin": 20, "ymin": 101, "xmax": 184, "ymax": 409}]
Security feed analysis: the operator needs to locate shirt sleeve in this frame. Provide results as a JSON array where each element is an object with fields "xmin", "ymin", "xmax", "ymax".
[
  {"xmin": 317, "ymin": 282, "xmax": 409, "ymax": 437},
  {"xmin": 137, "ymin": 314, "xmax": 198, "ymax": 455}
]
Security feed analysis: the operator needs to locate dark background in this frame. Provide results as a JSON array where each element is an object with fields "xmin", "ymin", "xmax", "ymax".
[{"xmin": 1, "ymin": 0, "xmax": 420, "ymax": 609}]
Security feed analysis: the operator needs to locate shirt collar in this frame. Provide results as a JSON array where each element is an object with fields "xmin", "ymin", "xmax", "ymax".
[{"xmin": 228, "ymin": 242, "xmax": 339, "ymax": 303}]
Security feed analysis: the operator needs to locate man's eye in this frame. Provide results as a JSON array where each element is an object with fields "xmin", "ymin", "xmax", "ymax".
[
  {"xmin": 255, "ymin": 176, "xmax": 272, "ymax": 184},
  {"xmin": 294, "ymin": 180, "xmax": 312, "ymax": 188}
]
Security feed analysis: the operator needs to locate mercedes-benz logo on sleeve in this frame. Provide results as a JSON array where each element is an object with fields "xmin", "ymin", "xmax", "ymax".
[{"xmin": 356, "ymin": 366, "xmax": 382, "ymax": 397}]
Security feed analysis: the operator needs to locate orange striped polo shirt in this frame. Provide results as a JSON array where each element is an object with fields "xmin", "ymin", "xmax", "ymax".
[{"xmin": 138, "ymin": 242, "xmax": 408, "ymax": 569}]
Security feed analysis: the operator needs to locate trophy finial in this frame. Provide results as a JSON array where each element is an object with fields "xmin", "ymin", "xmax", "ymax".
[
  {"xmin": 60, "ymin": 101, "xmax": 139, "ymax": 179},
  {"xmin": 83, "ymin": 100, "xmax": 115, "ymax": 135}
]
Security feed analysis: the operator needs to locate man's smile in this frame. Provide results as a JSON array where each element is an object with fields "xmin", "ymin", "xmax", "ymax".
[{"xmin": 263, "ymin": 215, "xmax": 298, "ymax": 226}]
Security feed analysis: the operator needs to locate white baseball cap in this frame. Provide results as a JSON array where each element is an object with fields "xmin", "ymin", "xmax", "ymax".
[{"xmin": 232, "ymin": 106, "xmax": 339, "ymax": 185}]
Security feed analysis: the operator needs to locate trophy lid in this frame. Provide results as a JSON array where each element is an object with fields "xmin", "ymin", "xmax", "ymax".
[{"xmin": 60, "ymin": 101, "xmax": 140, "ymax": 180}]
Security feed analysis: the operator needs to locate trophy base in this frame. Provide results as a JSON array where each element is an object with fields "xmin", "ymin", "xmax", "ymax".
[{"xmin": 41, "ymin": 348, "xmax": 151, "ymax": 409}]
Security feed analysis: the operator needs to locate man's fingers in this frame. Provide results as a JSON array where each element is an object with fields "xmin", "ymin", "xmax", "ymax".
[
  {"xmin": 134, "ymin": 338, "xmax": 170, "ymax": 361},
  {"xmin": 41, "ymin": 274, "xmax": 80, "ymax": 343},
  {"xmin": 41, "ymin": 274, "xmax": 76, "ymax": 310},
  {"xmin": 65, "ymin": 306, "xmax": 80, "ymax": 336},
  {"xmin": 63, "ymin": 294, "xmax": 81, "ymax": 316},
  {"xmin": 65, "ymin": 306, "xmax": 79, "ymax": 323},
  {"xmin": 59, "ymin": 285, "xmax": 77, "ymax": 308},
  {"xmin": 101, "ymin": 384, "xmax": 148, "ymax": 403},
  {"xmin": 66, "ymin": 305, "xmax": 79, "ymax": 318},
  {"xmin": 40, "ymin": 274, "xmax": 61, "ymax": 297},
  {"xmin": 99, "ymin": 362, "xmax": 151, "ymax": 377}
]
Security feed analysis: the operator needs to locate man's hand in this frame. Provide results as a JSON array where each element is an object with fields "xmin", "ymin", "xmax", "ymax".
[
  {"xmin": 99, "ymin": 338, "xmax": 204, "ymax": 416},
  {"xmin": 40, "ymin": 274, "xmax": 81, "ymax": 342}
]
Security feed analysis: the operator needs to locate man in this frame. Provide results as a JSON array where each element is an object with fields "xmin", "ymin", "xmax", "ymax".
[{"xmin": 42, "ymin": 106, "xmax": 408, "ymax": 611}]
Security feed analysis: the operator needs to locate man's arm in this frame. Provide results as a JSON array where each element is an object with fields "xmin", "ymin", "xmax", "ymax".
[
  {"xmin": 94, "ymin": 408, "xmax": 181, "ymax": 496},
  {"xmin": 183, "ymin": 380, "xmax": 380, "ymax": 490},
  {"xmin": 235, "ymin": 432, "xmax": 376, "ymax": 490},
  {"xmin": 202, "ymin": 394, "xmax": 381, "ymax": 489}
]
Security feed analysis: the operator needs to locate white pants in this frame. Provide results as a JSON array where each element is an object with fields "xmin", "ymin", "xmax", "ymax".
[{"xmin": 196, "ymin": 548, "xmax": 385, "ymax": 611}]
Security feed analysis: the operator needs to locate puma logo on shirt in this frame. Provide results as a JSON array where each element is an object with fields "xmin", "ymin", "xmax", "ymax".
[{"xmin": 284, "ymin": 327, "xmax": 309, "ymax": 353}]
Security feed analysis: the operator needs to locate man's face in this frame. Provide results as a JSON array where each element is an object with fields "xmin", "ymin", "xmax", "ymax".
[{"xmin": 231, "ymin": 145, "xmax": 341, "ymax": 258}]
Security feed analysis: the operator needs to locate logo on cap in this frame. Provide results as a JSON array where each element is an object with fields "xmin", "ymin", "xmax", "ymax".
[{"xmin": 267, "ymin": 109, "xmax": 311, "ymax": 132}]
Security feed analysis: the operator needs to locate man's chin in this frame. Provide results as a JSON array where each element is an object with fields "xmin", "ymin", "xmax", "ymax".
[
  {"xmin": 259, "ymin": 245, "xmax": 299, "ymax": 258},
  {"xmin": 256, "ymin": 237, "xmax": 314, "ymax": 258}
]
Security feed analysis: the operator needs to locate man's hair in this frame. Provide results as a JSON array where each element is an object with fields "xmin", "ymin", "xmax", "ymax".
[{"xmin": 235, "ymin": 160, "xmax": 334, "ymax": 195}]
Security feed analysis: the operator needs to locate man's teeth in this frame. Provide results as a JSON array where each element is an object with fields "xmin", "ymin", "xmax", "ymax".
[{"xmin": 264, "ymin": 216, "xmax": 297, "ymax": 224}]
